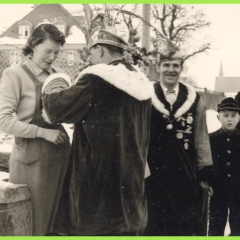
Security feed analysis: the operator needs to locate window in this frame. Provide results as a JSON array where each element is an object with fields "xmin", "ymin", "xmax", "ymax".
[
  {"xmin": 67, "ymin": 50, "xmax": 74, "ymax": 67},
  {"xmin": 19, "ymin": 26, "xmax": 30, "ymax": 38}
]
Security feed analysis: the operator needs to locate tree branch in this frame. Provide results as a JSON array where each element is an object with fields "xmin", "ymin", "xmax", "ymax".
[
  {"xmin": 169, "ymin": 4, "xmax": 178, "ymax": 40},
  {"xmin": 172, "ymin": 22, "xmax": 210, "ymax": 39},
  {"xmin": 152, "ymin": 4, "xmax": 171, "ymax": 38},
  {"xmin": 161, "ymin": 4, "xmax": 169, "ymax": 37},
  {"xmin": 183, "ymin": 42, "xmax": 211, "ymax": 61}
]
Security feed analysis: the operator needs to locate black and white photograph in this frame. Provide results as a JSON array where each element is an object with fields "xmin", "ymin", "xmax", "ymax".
[{"xmin": 0, "ymin": 4, "xmax": 239, "ymax": 236}]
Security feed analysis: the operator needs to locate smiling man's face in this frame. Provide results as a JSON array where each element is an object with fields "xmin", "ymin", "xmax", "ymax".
[
  {"xmin": 218, "ymin": 110, "xmax": 240, "ymax": 132},
  {"xmin": 158, "ymin": 60, "xmax": 182, "ymax": 89}
]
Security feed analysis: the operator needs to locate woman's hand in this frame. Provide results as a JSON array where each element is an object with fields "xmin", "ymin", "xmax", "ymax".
[{"xmin": 36, "ymin": 127, "xmax": 67, "ymax": 145}]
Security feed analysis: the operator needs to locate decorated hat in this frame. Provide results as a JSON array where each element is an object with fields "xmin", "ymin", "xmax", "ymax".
[
  {"xmin": 158, "ymin": 50, "xmax": 183, "ymax": 65},
  {"xmin": 153, "ymin": 37, "xmax": 183, "ymax": 65},
  {"xmin": 88, "ymin": 16, "xmax": 129, "ymax": 50},
  {"xmin": 217, "ymin": 97, "xmax": 240, "ymax": 112},
  {"xmin": 79, "ymin": 5, "xmax": 129, "ymax": 51}
]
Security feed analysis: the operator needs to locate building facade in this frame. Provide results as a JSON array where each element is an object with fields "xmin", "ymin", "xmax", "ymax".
[{"xmin": 0, "ymin": 4, "xmax": 86, "ymax": 80}]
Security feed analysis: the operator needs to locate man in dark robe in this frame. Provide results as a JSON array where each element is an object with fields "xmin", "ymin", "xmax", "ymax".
[
  {"xmin": 144, "ymin": 51, "xmax": 213, "ymax": 236},
  {"xmin": 41, "ymin": 16, "xmax": 152, "ymax": 236}
]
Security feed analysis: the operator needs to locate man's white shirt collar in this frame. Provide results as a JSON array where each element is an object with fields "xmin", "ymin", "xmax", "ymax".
[{"xmin": 160, "ymin": 82, "xmax": 179, "ymax": 98}]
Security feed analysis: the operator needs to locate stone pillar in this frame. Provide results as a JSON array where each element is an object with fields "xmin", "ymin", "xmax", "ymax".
[
  {"xmin": 142, "ymin": 4, "xmax": 151, "ymax": 51},
  {"xmin": 0, "ymin": 173, "xmax": 33, "ymax": 236}
]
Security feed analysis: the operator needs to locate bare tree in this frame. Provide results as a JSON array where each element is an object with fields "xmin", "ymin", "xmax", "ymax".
[
  {"xmin": 151, "ymin": 4, "xmax": 211, "ymax": 60},
  {"xmin": 114, "ymin": 4, "xmax": 139, "ymax": 30}
]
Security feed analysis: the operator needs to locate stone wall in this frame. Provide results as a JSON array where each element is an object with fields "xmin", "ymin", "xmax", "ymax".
[{"xmin": 0, "ymin": 172, "xmax": 32, "ymax": 235}]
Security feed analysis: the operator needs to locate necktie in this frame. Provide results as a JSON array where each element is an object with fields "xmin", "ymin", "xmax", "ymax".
[{"xmin": 166, "ymin": 89, "xmax": 176, "ymax": 105}]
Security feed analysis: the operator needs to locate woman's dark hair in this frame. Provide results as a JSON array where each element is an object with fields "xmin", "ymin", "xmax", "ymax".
[{"xmin": 22, "ymin": 23, "xmax": 66, "ymax": 56}]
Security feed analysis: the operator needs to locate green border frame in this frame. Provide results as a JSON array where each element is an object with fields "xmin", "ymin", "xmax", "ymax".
[
  {"xmin": 0, "ymin": 1, "xmax": 236, "ymax": 240},
  {"xmin": 1, "ymin": 0, "xmax": 240, "ymax": 3},
  {"xmin": 0, "ymin": 236, "xmax": 230, "ymax": 239}
]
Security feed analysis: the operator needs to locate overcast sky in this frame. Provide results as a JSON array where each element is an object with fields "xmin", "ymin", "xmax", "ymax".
[
  {"xmin": 186, "ymin": 4, "xmax": 240, "ymax": 90},
  {"xmin": 0, "ymin": 4, "xmax": 239, "ymax": 91}
]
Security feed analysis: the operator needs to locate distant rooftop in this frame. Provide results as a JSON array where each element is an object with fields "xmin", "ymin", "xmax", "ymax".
[
  {"xmin": 215, "ymin": 62, "xmax": 240, "ymax": 93},
  {"xmin": 215, "ymin": 77, "xmax": 240, "ymax": 92}
]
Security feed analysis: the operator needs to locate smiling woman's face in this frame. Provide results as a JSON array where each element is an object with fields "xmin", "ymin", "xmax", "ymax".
[{"xmin": 31, "ymin": 38, "xmax": 61, "ymax": 71}]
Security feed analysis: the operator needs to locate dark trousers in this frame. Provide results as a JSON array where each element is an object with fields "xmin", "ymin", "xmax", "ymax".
[
  {"xmin": 208, "ymin": 190, "xmax": 240, "ymax": 236},
  {"xmin": 144, "ymin": 198, "xmax": 203, "ymax": 236}
]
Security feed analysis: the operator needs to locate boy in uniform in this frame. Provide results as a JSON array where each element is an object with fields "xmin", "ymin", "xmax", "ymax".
[{"xmin": 208, "ymin": 97, "xmax": 240, "ymax": 236}]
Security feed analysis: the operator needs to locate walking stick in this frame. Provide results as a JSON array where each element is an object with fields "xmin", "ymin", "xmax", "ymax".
[{"xmin": 201, "ymin": 187, "xmax": 213, "ymax": 236}]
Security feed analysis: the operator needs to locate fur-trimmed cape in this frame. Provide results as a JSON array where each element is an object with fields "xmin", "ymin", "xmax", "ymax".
[
  {"xmin": 43, "ymin": 63, "xmax": 152, "ymax": 101},
  {"xmin": 42, "ymin": 63, "xmax": 153, "ymax": 124},
  {"xmin": 75, "ymin": 63, "xmax": 153, "ymax": 101}
]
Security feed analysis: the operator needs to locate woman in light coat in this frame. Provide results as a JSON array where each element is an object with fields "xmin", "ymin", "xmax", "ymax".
[{"xmin": 0, "ymin": 24, "xmax": 70, "ymax": 235}]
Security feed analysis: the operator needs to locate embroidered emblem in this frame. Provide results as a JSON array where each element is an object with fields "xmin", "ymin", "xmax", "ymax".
[
  {"xmin": 187, "ymin": 115, "xmax": 193, "ymax": 124},
  {"xmin": 185, "ymin": 127, "xmax": 192, "ymax": 134}
]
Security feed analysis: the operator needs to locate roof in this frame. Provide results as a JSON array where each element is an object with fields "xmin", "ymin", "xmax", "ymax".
[
  {"xmin": 0, "ymin": 4, "xmax": 84, "ymax": 38},
  {"xmin": 215, "ymin": 77, "xmax": 240, "ymax": 92}
]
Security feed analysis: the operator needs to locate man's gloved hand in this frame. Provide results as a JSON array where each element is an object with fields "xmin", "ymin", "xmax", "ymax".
[{"xmin": 199, "ymin": 181, "xmax": 213, "ymax": 197}]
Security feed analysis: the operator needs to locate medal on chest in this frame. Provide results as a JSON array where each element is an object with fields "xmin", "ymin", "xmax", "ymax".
[
  {"xmin": 166, "ymin": 124, "xmax": 173, "ymax": 130},
  {"xmin": 176, "ymin": 132, "xmax": 183, "ymax": 139},
  {"xmin": 162, "ymin": 111, "xmax": 193, "ymax": 150},
  {"xmin": 184, "ymin": 139, "xmax": 189, "ymax": 150},
  {"xmin": 163, "ymin": 115, "xmax": 174, "ymax": 131}
]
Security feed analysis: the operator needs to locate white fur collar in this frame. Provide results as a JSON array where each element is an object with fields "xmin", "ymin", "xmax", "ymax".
[
  {"xmin": 42, "ymin": 108, "xmax": 51, "ymax": 124},
  {"xmin": 41, "ymin": 73, "xmax": 72, "ymax": 124},
  {"xmin": 151, "ymin": 82, "xmax": 197, "ymax": 119},
  {"xmin": 75, "ymin": 63, "xmax": 152, "ymax": 101}
]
